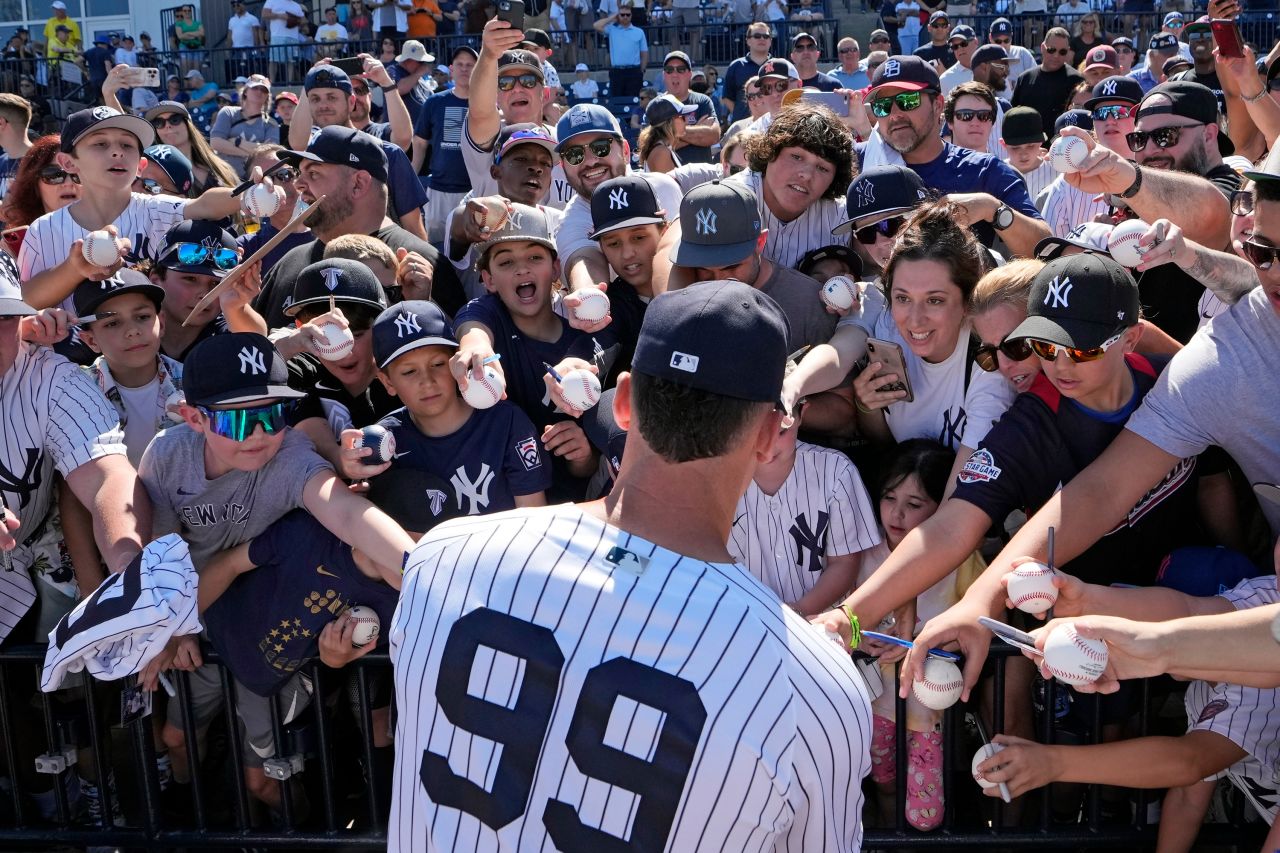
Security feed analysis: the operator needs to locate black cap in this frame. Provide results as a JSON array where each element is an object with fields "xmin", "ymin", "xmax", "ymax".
[
  {"xmin": 757, "ymin": 58, "xmax": 800, "ymax": 81},
  {"xmin": 1138, "ymin": 80, "xmax": 1218, "ymax": 124},
  {"xmin": 948, "ymin": 24, "xmax": 977, "ymax": 44},
  {"xmin": 304, "ymin": 64, "xmax": 353, "ymax": 94},
  {"xmin": 498, "ymin": 49, "xmax": 545, "ymax": 78},
  {"xmin": 1009, "ymin": 254, "xmax": 1139, "ymax": 350},
  {"xmin": 372, "ymin": 300, "xmax": 458, "ymax": 369},
  {"xmin": 183, "ymin": 333, "xmax": 306, "ymax": 406},
  {"xmin": 286, "ymin": 258, "xmax": 389, "ymax": 318},
  {"xmin": 644, "ymin": 92, "xmax": 698, "ymax": 127},
  {"xmin": 521, "ymin": 28, "xmax": 553, "ymax": 49},
  {"xmin": 1163, "ymin": 56, "xmax": 1192, "ymax": 77},
  {"xmin": 73, "ymin": 268, "xmax": 165, "ymax": 319},
  {"xmin": 452, "ymin": 44, "xmax": 479, "ymax": 61},
  {"xmin": 143, "ymin": 144, "xmax": 193, "ymax": 194},
  {"xmin": 591, "ymin": 175, "xmax": 667, "ymax": 239},
  {"xmin": 1149, "ymin": 32, "xmax": 1179, "ymax": 52},
  {"xmin": 791, "ymin": 31, "xmax": 818, "ymax": 48},
  {"xmin": 833, "ymin": 165, "xmax": 930, "ymax": 235},
  {"xmin": 1112, "ymin": 36, "xmax": 1135, "ymax": 49},
  {"xmin": 970, "ymin": 44, "xmax": 1008, "ymax": 68},
  {"xmin": 155, "ymin": 220, "xmax": 239, "ymax": 278},
  {"xmin": 796, "ymin": 245, "xmax": 863, "ymax": 279},
  {"xmin": 61, "ymin": 106, "xmax": 155, "ymax": 154},
  {"xmin": 1084, "ymin": 76, "xmax": 1144, "ymax": 110},
  {"xmin": 1054, "ymin": 108, "xmax": 1093, "ymax": 135},
  {"xmin": 990, "ymin": 17, "xmax": 1013, "ymax": 36},
  {"xmin": 673, "ymin": 180, "xmax": 761, "ymax": 267},
  {"xmin": 285, "ymin": 125, "xmax": 389, "ymax": 184},
  {"xmin": 1001, "ymin": 106, "xmax": 1045, "ymax": 146},
  {"xmin": 632, "ymin": 281, "xmax": 790, "ymax": 402},
  {"xmin": 367, "ymin": 467, "xmax": 465, "ymax": 534},
  {"xmin": 869, "ymin": 55, "xmax": 941, "ymax": 97}
]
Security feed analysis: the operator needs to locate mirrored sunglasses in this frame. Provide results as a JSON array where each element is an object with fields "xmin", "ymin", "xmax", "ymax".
[
  {"xmin": 870, "ymin": 91, "xmax": 923, "ymax": 117},
  {"xmin": 1026, "ymin": 330, "xmax": 1126, "ymax": 363},
  {"xmin": 497, "ymin": 73, "xmax": 541, "ymax": 91},
  {"xmin": 39, "ymin": 167, "xmax": 81, "ymax": 185},
  {"xmin": 1230, "ymin": 189, "xmax": 1254, "ymax": 217},
  {"xmin": 1241, "ymin": 238, "xmax": 1280, "ymax": 270},
  {"xmin": 172, "ymin": 242, "xmax": 239, "ymax": 270},
  {"xmin": 198, "ymin": 401, "xmax": 292, "ymax": 442},
  {"xmin": 1091, "ymin": 104, "xmax": 1133, "ymax": 122},
  {"xmin": 1126, "ymin": 123, "xmax": 1201, "ymax": 152},
  {"xmin": 954, "ymin": 108, "xmax": 995, "ymax": 123}
]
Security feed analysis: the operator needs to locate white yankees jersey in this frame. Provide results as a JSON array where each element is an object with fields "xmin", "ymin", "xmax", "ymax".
[
  {"xmin": 0, "ymin": 344, "xmax": 124, "ymax": 642},
  {"xmin": 18, "ymin": 193, "xmax": 189, "ymax": 312},
  {"xmin": 42, "ymin": 534, "xmax": 200, "ymax": 692},
  {"xmin": 727, "ymin": 169, "xmax": 852, "ymax": 270},
  {"xmin": 1184, "ymin": 576, "xmax": 1280, "ymax": 824},
  {"xmin": 462, "ymin": 119, "xmax": 574, "ymax": 210},
  {"xmin": 1037, "ymin": 175, "xmax": 1109, "ymax": 239},
  {"xmin": 1011, "ymin": 158, "xmax": 1056, "ymax": 204},
  {"xmin": 390, "ymin": 504, "xmax": 873, "ymax": 852},
  {"xmin": 730, "ymin": 441, "xmax": 880, "ymax": 604}
]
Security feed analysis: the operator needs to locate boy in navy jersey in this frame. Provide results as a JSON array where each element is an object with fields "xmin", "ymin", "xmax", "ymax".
[{"xmin": 341, "ymin": 301, "xmax": 550, "ymax": 514}]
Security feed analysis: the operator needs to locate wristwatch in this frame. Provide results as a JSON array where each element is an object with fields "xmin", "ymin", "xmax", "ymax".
[
  {"xmin": 380, "ymin": 83, "xmax": 396, "ymax": 93},
  {"xmin": 992, "ymin": 203, "xmax": 1014, "ymax": 231},
  {"xmin": 1119, "ymin": 164, "xmax": 1144, "ymax": 199}
]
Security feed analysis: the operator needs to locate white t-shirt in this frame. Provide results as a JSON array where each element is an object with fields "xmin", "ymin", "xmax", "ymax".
[
  {"xmin": 227, "ymin": 11, "xmax": 261, "ymax": 48},
  {"xmin": 553, "ymin": 170, "xmax": 682, "ymax": 264},
  {"xmin": 939, "ymin": 61, "xmax": 973, "ymax": 96},
  {"xmin": 315, "ymin": 23, "xmax": 348, "ymax": 42},
  {"xmin": 114, "ymin": 47, "xmax": 138, "ymax": 66},
  {"xmin": 726, "ymin": 169, "xmax": 852, "ymax": 271},
  {"xmin": 263, "ymin": 0, "xmax": 304, "ymax": 39},
  {"xmin": 116, "ymin": 377, "xmax": 162, "ymax": 468},
  {"xmin": 570, "ymin": 79, "xmax": 599, "ymax": 100}
]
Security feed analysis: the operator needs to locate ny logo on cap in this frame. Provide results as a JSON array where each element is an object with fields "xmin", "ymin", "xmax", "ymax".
[
  {"xmin": 1101, "ymin": 79, "xmax": 1117, "ymax": 96},
  {"xmin": 608, "ymin": 188, "xmax": 629, "ymax": 210},
  {"xmin": 506, "ymin": 208, "xmax": 524, "ymax": 230},
  {"xmin": 695, "ymin": 207, "xmax": 717, "ymax": 235},
  {"xmin": 1044, "ymin": 275, "xmax": 1073, "ymax": 309},
  {"xmin": 670, "ymin": 351, "xmax": 699, "ymax": 372},
  {"xmin": 855, "ymin": 181, "xmax": 875, "ymax": 208},
  {"xmin": 200, "ymin": 235, "xmax": 221, "ymax": 250},
  {"xmin": 239, "ymin": 346, "xmax": 267, "ymax": 375},
  {"xmin": 91, "ymin": 106, "xmax": 115, "ymax": 120},
  {"xmin": 394, "ymin": 312, "xmax": 421, "ymax": 338},
  {"xmin": 321, "ymin": 267, "xmax": 344, "ymax": 291},
  {"xmin": 882, "ymin": 59, "xmax": 901, "ymax": 78}
]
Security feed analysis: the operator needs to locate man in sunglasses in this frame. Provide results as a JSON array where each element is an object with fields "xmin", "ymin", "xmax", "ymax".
[
  {"xmin": 789, "ymin": 33, "xmax": 840, "ymax": 92},
  {"xmin": 1012, "ymin": 27, "xmax": 1085, "ymax": 139},
  {"xmin": 1166, "ymin": 16, "xmax": 1225, "ymax": 116},
  {"xmin": 722, "ymin": 22, "xmax": 774, "ymax": 123},
  {"xmin": 914, "ymin": 11, "xmax": 956, "ymax": 69},
  {"xmin": 987, "ymin": 18, "xmax": 1036, "ymax": 98},
  {"xmin": 937, "ymin": 25, "xmax": 980, "ymax": 95},
  {"xmin": 830, "ymin": 37, "xmax": 870, "ymax": 90},
  {"xmin": 746, "ymin": 58, "xmax": 802, "ymax": 133},
  {"xmin": 593, "ymin": 3, "xmax": 649, "ymax": 97},
  {"xmin": 658, "ymin": 50, "xmax": 721, "ymax": 165}
]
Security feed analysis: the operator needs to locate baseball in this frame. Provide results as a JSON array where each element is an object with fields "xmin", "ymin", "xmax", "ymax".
[
  {"xmin": 81, "ymin": 230, "xmax": 120, "ymax": 268},
  {"xmin": 243, "ymin": 182, "xmax": 281, "ymax": 218},
  {"xmin": 472, "ymin": 196, "xmax": 510, "ymax": 232},
  {"xmin": 164, "ymin": 391, "xmax": 186, "ymax": 424},
  {"xmin": 912, "ymin": 657, "xmax": 964, "ymax": 711},
  {"xmin": 1005, "ymin": 561, "xmax": 1058, "ymax": 615},
  {"xmin": 572, "ymin": 286, "xmax": 610, "ymax": 323},
  {"xmin": 460, "ymin": 364, "xmax": 505, "ymax": 409},
  {"xmin": 347, "ymin": 604, "xmax": 380, "ymax": 648},
  {"xmin": 1106, "ymin": 218, "xmax": 1151, "ymax": 268},
  {"xmin": 355, "ymin": 424, "xmax": 396, "ymax": 465},
  {"xmin": 1042, "ymin": 622, "xmax": 1109, "ymax": 686},
  {"xmin": 971, "ymin": 742, "xmax": 1007, "ymax": 790},
  {"xmin": 1050, "ymin": 135, "xmax": 1090, "ymax": 174},
  {"xmin": 559, "ymin": 368, "xmax": 602, "ymax": 411},
  {"xmin": 314, "ymin": 322, "xmax": 355, "ymax": 361},
  {"xmin": 819, "ymin": 275, "xmax": 859, "ymax": 312}
]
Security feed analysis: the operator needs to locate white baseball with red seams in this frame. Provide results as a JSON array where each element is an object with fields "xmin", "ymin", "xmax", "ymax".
[
  {"xmin": 1043, "ymin": 622, "xmax": 1108, "ymax": 685},
  {"xmin": 819, "ymin": 276, "xmax": 859, "ymax": 312},
  {"xmin": 461, "ymin": 364, "xmax": 505, "ymax": 409},
  {"xmin": 243, "ymin": 182, "xmax": 282, "ymax": 218},
  {"xmin": 1050, "ymin": 135, "xmax": 1089, "ymax": 174},
  {"xmin": 347, "ymin": 605, "xmax": 380, "ymax": 648},
  {"xmin": 560, "ymin": 368, "xmax": 602, "ymax": 411},
  {"xmin": 472, "ymin": 196, "xmax": 509, "ymax": 232},
  {"xmin": 971, "ymin": 742, "xmax": 1007, "ymax": 789},
  {"xmin": 164, "ymin": 391, "xmax": 186, "ymax": 423},
  {"xmin": 314, "ymin": 322, "xmax": 355, "ymax": 361},
  {"xmin": 572, "ymin": 286, "xmax": 610, "ymax": 323},
  {"xmin": 1005, "ymin": 561, "xmax": 1058, "ymax": 614},
  {"xmin": 81, "ymin": 230, "xmax": 120, "ymax": 268},
  {"xmin": 912, "ymin": 658, "xmax": 964, "ymax": 710},
  {"xmin": 356, "ymin": 424, "xmax": 396, "ymax": 465},
  {"xmin": 1106, "ymin": 218, "xmax": 1151, "ymax": 268}
]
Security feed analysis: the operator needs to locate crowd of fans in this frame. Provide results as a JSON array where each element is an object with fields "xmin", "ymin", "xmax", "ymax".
[{"xmin": 1, "ymin": 0, "xmax": 1280, "ymax": 847}]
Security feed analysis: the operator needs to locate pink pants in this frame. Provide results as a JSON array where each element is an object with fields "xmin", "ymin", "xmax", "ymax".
[{"xmin": 870, "ymin": 714, "xmax": 945, "ymax": 831}]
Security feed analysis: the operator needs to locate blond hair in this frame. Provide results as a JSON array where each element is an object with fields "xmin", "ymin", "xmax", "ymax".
[
  {"xmin": 968, "ymin": 258, "xmax": 1043, "ymax": 316},
  {"xmin": 323, "ymin": 233, "xmax": 397, "ymax": 269}
]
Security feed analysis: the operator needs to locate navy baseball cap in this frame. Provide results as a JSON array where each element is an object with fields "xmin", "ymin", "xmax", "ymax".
[
  {"xmin": 1112, "ymin": 36, "xmax": 1135, "ymax": 50},
  {"xmin": 143, "ymin": 144, "xmax": 193, "ymax": 194},
  {"xmin": 61, "ymin": 106, "xmax": 155, "ymax": 154},
  {"xmin": 73, "ymin": 268, "xmax": 165, "ymax": 319},
  {"xmin": 286, "ymin": 258, "xmax": 389, "ymax": 318},
  {"xmin": 1155, "ymin": 546, "xmax": 1261, "ymax": 597},
  {"xmin": 928, "ymin": 10, "xmax": 949, "ymax": 25},
  {"xmin": 632, "ymin": 281, "xmax": 790, "ymax": 403},
  {"xmin": 555, "ymin": 103, "xmax": 623, "ymax": 150},
  {"xmin": 948, "ymin": 24, "xmax": 977, "ymax": 45},
  {"xmin": 673, "ymin": 180, "xmax": 761, "ymax": 267},
  {"xmin": 304, "ymin": 64, "xmax": 353, "ymax": 94},
  {"xmin": 494, "ymin": 123, "xmax": 559, "ymax": 163},
  {"xmin": 591, "ymin": 175, "xmax": 667, "ymax": 239},
  {"xmin": 372, "ymin": 300, "xmax": 458, "ymax": 369},
  {"xmin": 1001, "ymin": 106, "xmax": 1045, "ymax": 145},
  {"xmin": 1084, "ymin": 75, "xmax": 1144, "ymax": 109},
  {"xmin": 1149, "ymin": 32, "xmax": 1179, "ymax": 52},
  {"xmin": 645, "ymin": 93, "xmax": 698, "ymax": 127},
  {"xmin": 869, "ymin": 55, "xmax": 941, "ymax": 96},
  {"xmin": 797, "ymin": 244, "xmax": 863, "ymax": 279},
  {"xmin": 1054, "ymin": 108, "xmax": 1093, "ymax": 134},
  {"xmin": 285, "ymin": 125, "xmax": 389, "ymax": 184},
  {"xmin": 155, "ymin": 220, "xmax": 239, "ymax": 278},
  {"xmin": 757, "ymin": 58, "xmax": 800, "ymax": 81},
  {"xmin": 183, "ymin": 333, "xmax": 306, "ymax": 406},
  {"xmin": 0, "ymin": 267, "xmax": 35, "ymax": 316},
  {"xmin": 367, "ymin": 467, "xmax": 465, "ymax": 533},
  {"xmin": 833, "ymin": 165, "xmax": 929, "ymax": 234},
  {"xmin": 1010, "ymin": 253, "xmax": 1139, "ymax": 350},
  {"xmin": 970, "ymin": 44, "xmax": 1008, "ymax": 68},
  {"xmin": 990, "ymin": 17, "xmax": 1013, "ymax": 36}
]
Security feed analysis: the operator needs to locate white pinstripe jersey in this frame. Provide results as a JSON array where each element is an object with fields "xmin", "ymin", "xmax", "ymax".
[
  {"xmin": 729, "ymin": 441, "xmax": 880, "ymax": 605},
  {"xmin": 0, "ymin": 344, "xmax": 124, "ymax": 642},
  {"xmin": 1184, "ymin": 576, "xmax": 1280, "ymax": 824},
  {"xmin": 1037, "ymin": 175, "xmax": 1109, "ymax": 239},
  {"xmin": 18, "ymin": 193, "xmax": 189, "ymax": 311},
  {"xmin": 390, "ymin": 504, "xmax": 873, "ymax": 852},
  {"xmin": 727, "ymin": 170, "xmax": 852, "ymax": 271}
]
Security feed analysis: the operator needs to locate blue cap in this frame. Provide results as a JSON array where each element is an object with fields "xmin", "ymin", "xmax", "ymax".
[
  {"xmin": 833, "ymin": 165, "xmax": 929, "ymax": 235},
  {"xmin": 183, "ymin": 333, "xmax": 305, "ymax": 406},
  {"xmin": 555, "ymin": 103, "xmax": 623, "ymax": 150},
  {"xmin": 143, "ymin": 143, "xmax": 193, "ymax": 194},
  {"xmin": 1054, "ymin": 108, "xmax": 1094, "ymax": 135},
  {"xmin": 304, "ymin": 64, "xmax": 352, "ymax": 94},
  {"xmin": 372, "ymin": 300, "xmax": 458, "ymax": 369},
  {"xmin": 1155, "ymin": 546, "xmax": 1260, "ymax": 597},
  {"xmin": 990, "ymin": 17, "xmax": 1013, "ymax": 36},
  {"xmin": 970, "ymin": 44, "xmax": 1009, "ymax": 68},
  {"xmin": 285, "ymin": 125, "xmax": 388, "ymax": 184}
]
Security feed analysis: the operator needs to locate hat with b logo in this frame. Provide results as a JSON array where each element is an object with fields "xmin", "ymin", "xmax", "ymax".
[
  {"xmin": 672, "ymin": 180, "xmax": 761, "ymax": 268},
  {"xmin": 372, "ymin": 300, "xmax": 458, "ymax": 369},
  {"xmin": 868, "ymin": 54, "xmax": 941, "ymax": 97},
  {"xmin": 590, "ymin": 175, "xmax": 667, "ymax": 239},
  {"xmin": 183, "ymin": 333, "xmax": 305, "ymax": 406},
  {"xmin": 1009, "ymin": 253, "xmax": 1138, "ymax": 350}
]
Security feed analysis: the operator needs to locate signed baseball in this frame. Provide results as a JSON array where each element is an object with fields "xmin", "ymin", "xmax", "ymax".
[
  {"xmin": 1043, "ymin": 623, "xmax": 1108, "ymax": 686},
  {"xmin": 1005, "ymin": 561, "xmax": 1058, "ymax": 615},
  {"xmin": 355, "ymin": 424, "xmax": 396, "ymax": 465},
  {"xmin": 559, "ymin": 368, "xmax": 602, "ymax": 411},
  {"xmin": 1106, "ymin": 218, "xmax": 1151, "ymax": 268},
  {"xmin": 347, "ymin": 605, "xmax": 380, "ymax": 648},
  {"xmin": 242, "ymin": 182, "xmax": 281, "ymax": 218},
  {"xmin": 912, "ymin": 657, "xmax": 964, "ymax": 711},
  {"xmin": 819, "ymin": 275, "xmax": 859, "ymax": 312},
  {"xmin": 314, "ymin": 322, "xmax": 354, "ymax": 361},
  {"xmin": 1050, "ymin": 135, "xmax": 1090, "ymax": 174},
  {"xmin": 460, "ymin": 364, "xmax": 505, "ymax": 409},
  {"xmin": 164, "ymin": 391, "xmax": 186, "ymax": 423},
  {"xmin": 81, "ymin": 230, "xmax": 120, "ymax": 268},
  {"xmin": 572, "ymin": 286, "xmax": 610, "ymax": 323},
  {"xmin": 472, "ymin": 196, "xmax": 510, "ymax": 232},
  {"xmin": 972, "ymin": 743, "xmax": 1007, "ymax": 790}
]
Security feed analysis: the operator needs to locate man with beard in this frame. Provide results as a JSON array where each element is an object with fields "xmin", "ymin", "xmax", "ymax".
[
  {"xmin": 1012, "ymin": 27, "xmax": 1084, "ymax": 138},
  {"xmin": 858, "ymin": 56, "xmax": 1048, "ymax": 257},
  {"xmin": 938, "ymin": 25, "xmax": 980, "ymax": 96},
  {"xmin": 253, "ymin": 127, "xmax": 463, "ymax": 327}
]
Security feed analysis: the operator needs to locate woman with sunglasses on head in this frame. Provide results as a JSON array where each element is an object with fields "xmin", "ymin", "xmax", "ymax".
[
  {"xmin": 0, "ymin": 136, "xmax": 80, "ymax": 255},
  {"xmin": 235, "ymin": 145, "xmax": 312, "ymax": 276},
  {"xmin": 141, "ymin": 102, "xmax": 240, "ymax": 195}
]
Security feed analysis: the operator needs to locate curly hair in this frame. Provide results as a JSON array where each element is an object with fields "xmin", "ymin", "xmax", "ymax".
[
  {"xmin": 882, "ymin": 200, "xmax": 984, "ymax": 302},
  {"xmin": 1, "ymin": 135, "xmax": 62, "ymax": 229},
  {"xmin": 744, "ymin": 105, "xmax": 854, "ymax": 201}
]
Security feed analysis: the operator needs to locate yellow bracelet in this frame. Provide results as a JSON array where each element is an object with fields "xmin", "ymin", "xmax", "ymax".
[{"xmin": 842, "ymin": 604, "xmax": 861, "ymax": 650}]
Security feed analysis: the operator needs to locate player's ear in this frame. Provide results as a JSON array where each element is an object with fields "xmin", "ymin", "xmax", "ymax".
[
  {"xmin": 612, "ymin": 372, "xmax": 632, "ymax": 430},
  {"xmin": 374, "ymin": 366, "xmax": 399, "ymax": 397},
  {"xmin": 77, "ymin": 326, "xmax": 102, "ymax": 354},
  {"xmin": 550, "ymin": 255, "xmax": 562, "ymax": 282},
  {"xmin": 478, "ymin": 268, "xmax": 497, "ymax": 293},
  {"xmin": 54, "ymin": 151, "xmax": 78, "ymax": 174},
  {"xmin": 753, "ymin": 404, "xmax": 786, "ymax": 462}
]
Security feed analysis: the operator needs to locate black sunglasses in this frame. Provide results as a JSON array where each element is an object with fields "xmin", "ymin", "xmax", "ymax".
[
  {"xmin": 39, "ymin": 167, "xmax": 81, "ymax": 185},
  {"xmin": 855, "ymin": 215, "xmax": 905, "ymax": 245},
  {"xmin": 1241, "ymin": 238, "xmax": 1280, "ymax": 270},
  {"xmin": 560, "ymin": 137, "xmax": 617, "ymax": 165},
  {"xmin": 1126, "ymin": 123, "xmax": 1201, "ymax": 152},
  {"xmin": 953, "ymin": 108, "xmax": 995, "ymax": 123},
  {"xmin": 497, "ymin": 73, "xmax": 541, "ymax": 91},
  {"xmin": 1230, "ymin": 189, "xmax": 1254, "ymax": 216},
  {"xmin": 974, "ymin": 337, "xmax": 1034, "ymax": 371},
  {"xmin": 663, "ymin": 65, "xmax": 690, "ymax": 73},
  {"xmin": 1043, "ymin": 46, "xmax": 1071, "ymax": 55},
  {"xmin": 151, "ymin": 113, "xmax": 186, "ymax": 129}
]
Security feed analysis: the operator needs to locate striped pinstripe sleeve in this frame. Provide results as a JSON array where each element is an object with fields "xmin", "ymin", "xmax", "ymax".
[
  {"xmin": 44, "ymin": 358, "xmax": 125, "ymax": 476},
  {"xmin": 825, "ymin": 453, "xmax": 881, "ymax": 558}
]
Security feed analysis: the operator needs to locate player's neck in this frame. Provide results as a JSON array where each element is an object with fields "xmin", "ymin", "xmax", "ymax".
[
  {"xmin": 752, "ymin": 444, "xmax": 796, "ymax": 496},
  {"xmin": 1, "ymin": 135, "xmax": 29, "ymax": 158},
  {"xmin": 160, "ymin": 318, "xmax": 205, "ymax": 363},
  {"xmin": 68, "ymin": 189, "xmax": 133, "ymax": 230}
]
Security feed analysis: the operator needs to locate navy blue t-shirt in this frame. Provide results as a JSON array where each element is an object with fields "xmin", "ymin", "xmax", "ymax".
[
  {"xmin": 723, "ymin": 54, "xmax": 766, "ymax": 122},
  {"xmin": 386, "ymin": 60, "xmax": 433, "ymax": 124},
  {"xmin": 361, "ymin": 120, "xmax": 395, "ymax": 143},
  {"xmin": 801, "ymin": 72, "xmax": 843, "ymax": 92},
  {"xmin": 412, "ymin": 90, "xmax": 471, "ymax": 192},
  {"xmin": 203, "ymin": 511, "xmax": 400, "ymax": 697},
  {"xmin": 377, "ymin": 401, "xmax": 551, "ymax": 516}
]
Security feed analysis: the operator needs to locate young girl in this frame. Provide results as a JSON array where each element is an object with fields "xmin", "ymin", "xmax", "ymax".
[{"xmin": 858, "ymin": 439, "xmax": 985, "ymax": 831}]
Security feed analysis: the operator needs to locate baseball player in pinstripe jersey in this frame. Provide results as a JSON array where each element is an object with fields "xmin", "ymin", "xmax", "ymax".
[{"xmin": 391, "ymin": 281, "xmax": 872, "ymax": 852}]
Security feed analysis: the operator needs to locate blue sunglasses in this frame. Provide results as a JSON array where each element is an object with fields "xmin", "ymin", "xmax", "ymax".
[{"xmin": 197, "ymin": 401, "xmax": 292, "ymax": 441}]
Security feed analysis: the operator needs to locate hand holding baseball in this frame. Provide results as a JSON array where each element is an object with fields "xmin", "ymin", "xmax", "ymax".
[
  {"xmin": 1002, "ymin": 558, "xmax": 1088, "ymax": 618},
  {"xmin": 977, "ymin": 735, "xmax": 1059, "ymax": 799},
  {"xmin": 1031, "ymin": 615, "xmax": 1165, "ymax": 693},
  {"xmin": 1059, "ymin": 127, "xmax": 1139, "ymax": 196},
  {"xmin": 562, "ymin": 282, "xmax": 614, "ymax": 333},
  {"xmin": 901, "ymin": 602, "xmax": 993, "ymax": 703},
  {"xmin": 241, "ymin": 165, "xmax": 285, "ymax": 215},
  {"xmin": 543, "ymin": 358, "xmax": 600, "ymax": 417},
  {"xmin": 318, "ymin": 609, "xmax": 377, "ymax": 668},
  {"xmin": 1129, "ymin": 219, "xmax": 1193, "ymax": 272},
  {"xmin": 74, "ymin": 225, "xmax": 128, "ymax": 280},
  {"xmin": 339, "ymin": 427, "xmax": 393, "ymax": 480}
]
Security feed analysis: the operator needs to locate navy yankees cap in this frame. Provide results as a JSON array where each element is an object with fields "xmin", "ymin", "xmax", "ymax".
[
  {"xmin": 797, "ymin": 244, "xmax": 863, "ymax": 279},
  {"xmin": 1001, "ymin": 106, "xmax": 1045, "ymax": 146},
  {"xmin": 833, "ymin": 165, "xmax": 929, "ymax": 235},
  {"xmin": 1084, "ymin": 75, "xmax": 1144, "ymax": 109},
  {"xmin": 286, "ymin": 258, "xmax": 389, "ymax": 318},
  {"xmin": 498, "ymin": 48, "xmax": 545, "ymax": 78},
  {"xmin": 1010, "ymin": 253, "xmax": 1138, "ymax": 350},
  {"xmin": 61, "ymin": 106, "xmax": 155, "ymax": 154},
  {"xmin": 367, "ymin": 467, "xmax": 465, "ymax": 534},
  {"xmin": 1149, "ymin": 32, "xmax": 1179, "ymax": 52},
  {"xmin": 155, "ymin": 220, "xmax": 239, "ymax": 278},
  {"xmin": 143, "ymin": 144, "xmax": 193, "ymax": 194},
  {"xmin": 0, "ymin": 265, "xmax": 35, "ymax": 317},
  {"xmin": 184, "ymin": 332, "xmax": 306, "ymax": 406},
  {"xmin": 633, "ymin": 281, "xmax": 790, "ymax": 402},
  {"xmin": 284, "ymin": 125, "xmax": 389, "ymax": 184},
  {"xmin": 73, "ymin": 268, "xmax": 165, "ymax": 319},
  {"xmin": 673, "ymin": 180, "xmax": 761, "ymax": 268},
  {"xmin": 1054, "ymin": 108, "xmax": 1093, "ymax": 135},
  {"xmin": 372, "ymin": 300, "xmax": 458, "ymax": 369},
  {"xmin": 989, "ymin": 17, "xmax": 1013, "ymax": 36},
  {"xmin": 591, "ymin": 175, "xmax": 666, "ymax": 239},
  {"xmin": 555, "ymin": 103, "xmax": 623, "ymax": 150},
  {"xmin": 948, "ymin": 24, "xmax": 977, "ymax": 45},
  {"xmin": 869, "ymin": 55, "xmax": 941, "ymax": 97},
  {"xmin": 1112, "ymin": 36, "xmax": 1135, "ymax": 50},
  {"xmin": 970, "ymin": 44, "xmax": 1008, "ymax": 69},
  {"xmin": 304, "ymin": 63, "xmax": 353, "ymax": 94}
]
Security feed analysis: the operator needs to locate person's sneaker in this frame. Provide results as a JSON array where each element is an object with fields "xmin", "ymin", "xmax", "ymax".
[{"xmin": 79, "ymin": 773, "xmax": 125, "ymax": 827}]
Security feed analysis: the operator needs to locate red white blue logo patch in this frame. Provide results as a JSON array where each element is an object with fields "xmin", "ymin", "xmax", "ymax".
[
  {"xmin": 958, "ymin": 448, "xmax": 1002, "ymax": 484},
  {"xmin": 515, "ymin": 436, "xmax": 541, "ymax": 471}
]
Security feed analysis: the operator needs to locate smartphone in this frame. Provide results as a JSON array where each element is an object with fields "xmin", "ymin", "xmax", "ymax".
[
  {"xmin": 800, "ymin": 91, "xmax": 850, "ymax": 117},
  {"xmin": 121, "ymin": 66, "xmax": 160, "ymax": 88},
  {"xmin": 1210, "ymin": 18, "xmax": 1245, "ymax": 58},
  {"xmin": 330, "ymin": 56, "xmax": 368, "ymax": 76},
  {"xmin": 977, "ymin": 616, "xmax": 1043, "ymax": 657},
  {"xmin": 496, "ymin": 0, "xmax": 525, "ymax": 31},
  {"xmin": 866, "ymin": 337, "xmax": 914, "ymax": 403}
]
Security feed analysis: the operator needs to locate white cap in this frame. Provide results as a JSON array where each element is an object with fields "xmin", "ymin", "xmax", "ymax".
[
  {"xmin": 575, "ymin": 63, "xmax": 589, "ymax": 71},
  {"xmin": 51, "ymin": 0, "xmax": 66, "ymax": 8}
]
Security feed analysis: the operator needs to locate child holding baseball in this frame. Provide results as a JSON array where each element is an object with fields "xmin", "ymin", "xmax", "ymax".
[{"xmin": 339, "ymin": 300, "xmax": 550, "ymax": 516}]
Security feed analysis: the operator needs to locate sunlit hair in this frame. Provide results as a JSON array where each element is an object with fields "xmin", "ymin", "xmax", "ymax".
[
  {"xmin": 882, "ymin": 200, "xmax": 984, "ymax": 301},
  {"xmin": 744, "ymin": 105, "xmax": 854, "ymax": 200},
  {"xmin": 968, "ymin": 258, "xmax": 1043, "ymax": 316}
]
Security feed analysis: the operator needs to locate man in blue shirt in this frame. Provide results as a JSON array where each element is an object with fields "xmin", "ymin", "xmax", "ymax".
[
  {"xmin": 791, "ymin": 32, "xmax": 841, "ymax": 91},
  {"xmin": 830, "ymin": 37, "xmax": 871, "ymax": 90},
  {"xmin": 593, "ymin": 5, "xmax": 649, "ymax": 97},
  {"xmin": 722, "ymin": 22, "xmax": 774, "ymax": 123},
  {"xmin": 412, "ymin": 44, "xmax": 476, "ymax": 244}
]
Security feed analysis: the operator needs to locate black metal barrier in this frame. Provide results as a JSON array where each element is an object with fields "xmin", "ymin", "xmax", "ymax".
[{"xmin": 0, "ymin": 642, "xmax": 1264, "ymax": 849}]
